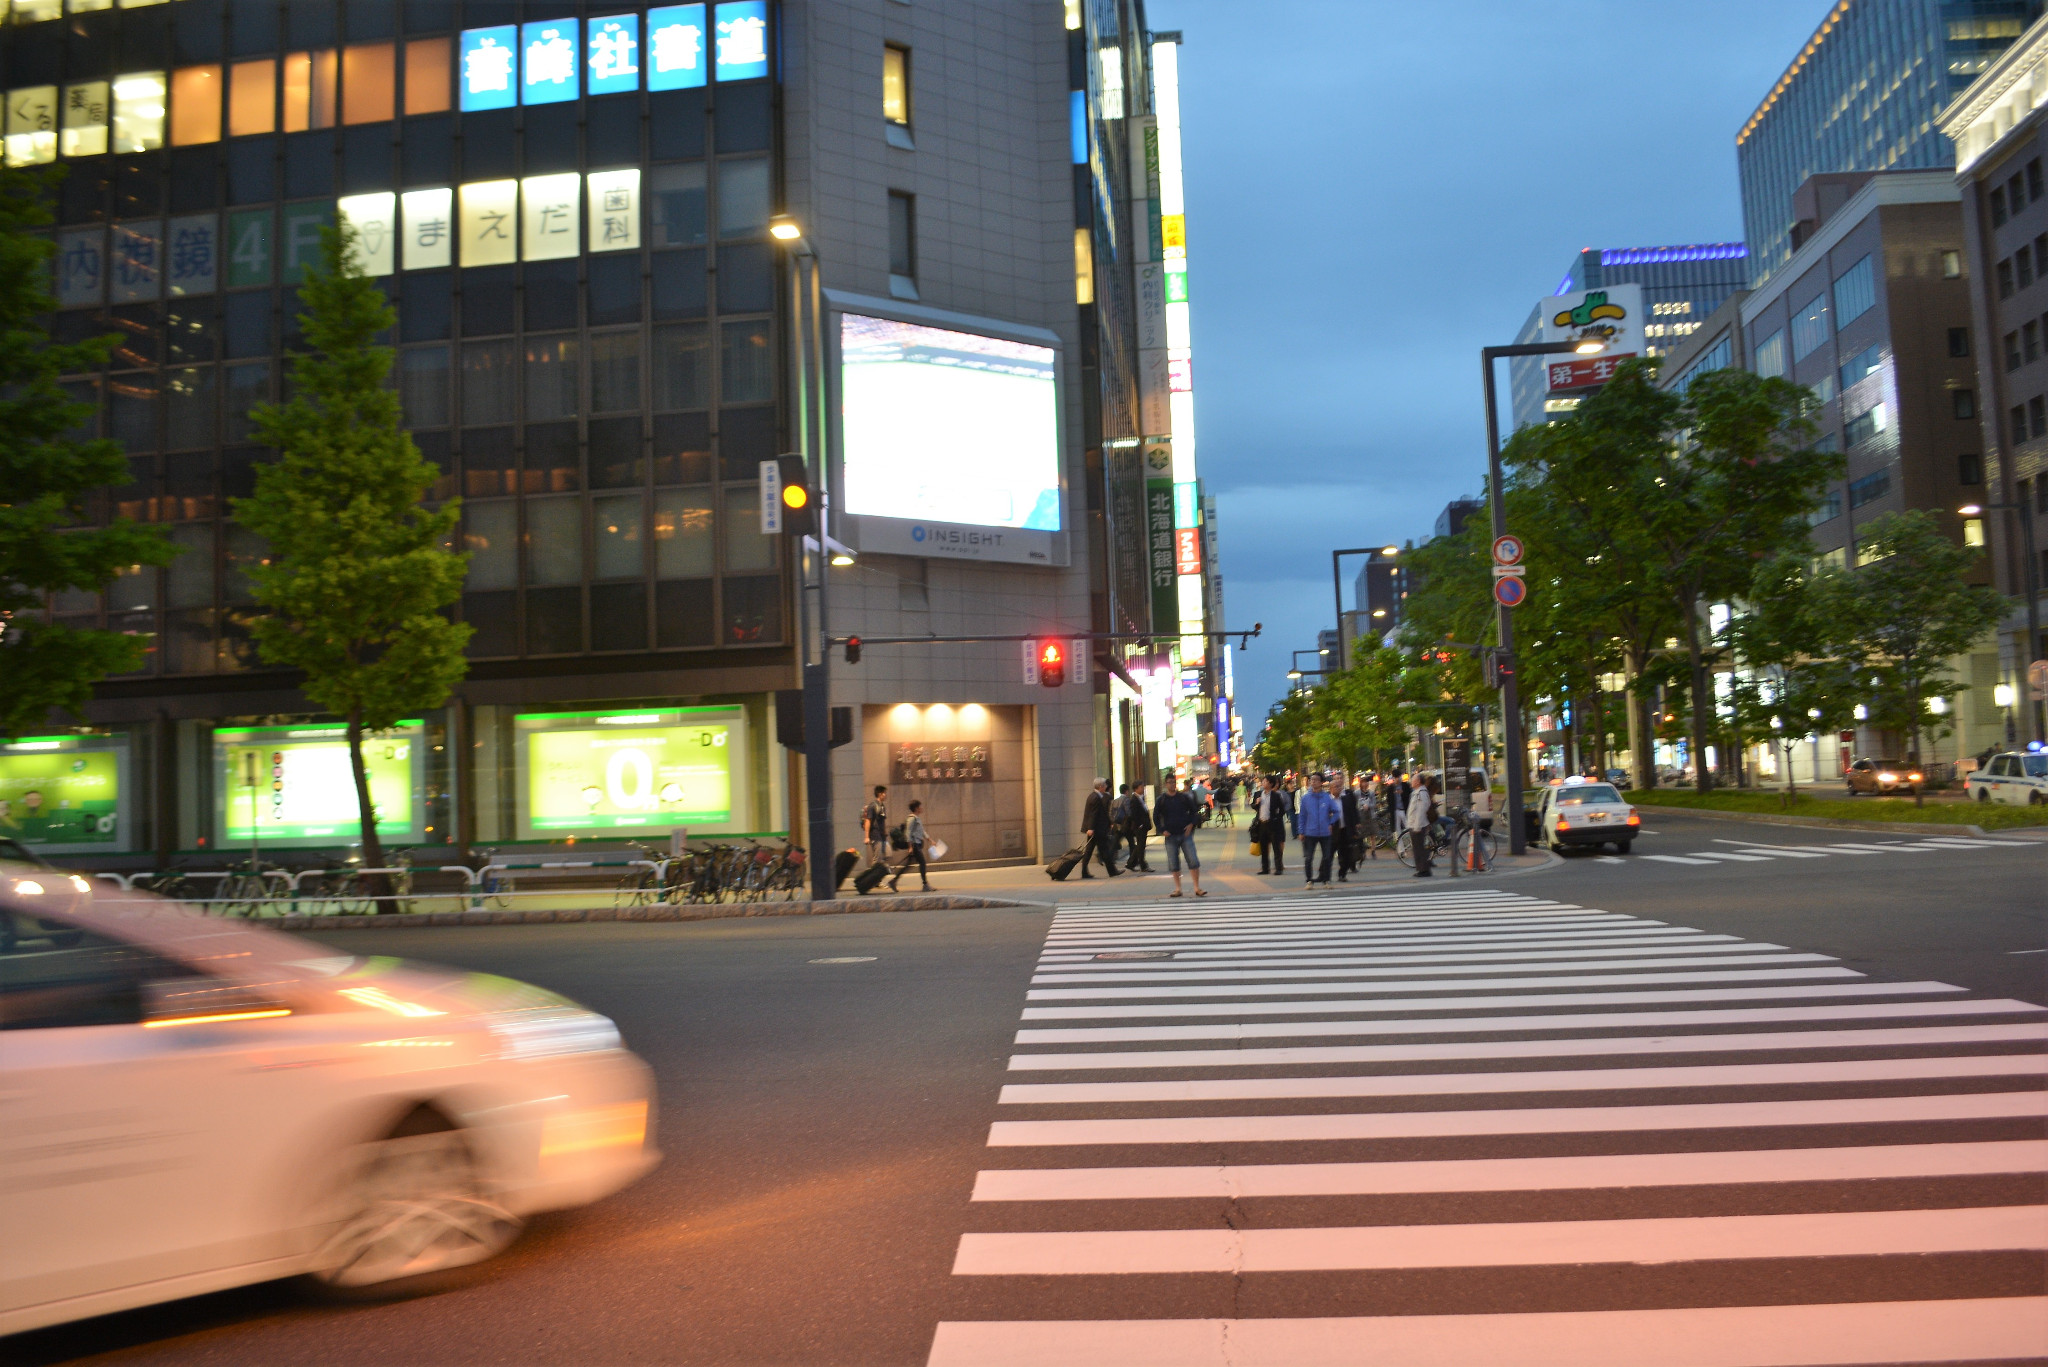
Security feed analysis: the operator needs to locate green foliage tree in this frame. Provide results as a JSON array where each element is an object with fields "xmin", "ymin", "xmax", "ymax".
[
  {"xmin": 0, "ymin": 168, "xmax": 176, "ymax": 738},
  {"xmin": 1815, "ymin": 510, "xmax": 2008, "ymax": 785},
  {"xmin": 1721, "ymin": 552, "xmax": 1860, "ymax": 798},
  {"xmin": 233, "ymin": 222, "xmax": 469, "ymax": 887}
]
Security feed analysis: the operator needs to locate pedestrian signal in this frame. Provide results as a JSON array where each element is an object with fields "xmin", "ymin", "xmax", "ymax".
[{"xmin": 1037, "ymin": 640, "xmax": 1066, "ymax": 688}]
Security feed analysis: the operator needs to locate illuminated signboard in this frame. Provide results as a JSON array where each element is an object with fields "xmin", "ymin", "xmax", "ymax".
[
  {"xmin": 587, "ymin": 14, "xmax": 642, "ymax": 96},
  {"xmin": 647, "ymin": 4, "xmax": 708, "ymax": 91},
  {"xmin": 214, "ymin": 721, "xmax": 424, "ymax": 845},
  {"xmin": 515, "ymin": 707, "xmax": 747, "ymax": 839},
  {"xmin": 1174, "ymin": 527, "xmax": 1202, "ymax": 576},
  {"xmin": 522, "ymin": 18, "xmax": 580, "ymax": 104},
  {"xmin": 839, "ymin": 311, "xmax": 1063, "ymax": 566},
  {"xmin": 712, "ymin": 1, "xmax": 769, "ymax": 81},
  {"xmin": 459, "ymin": 26, "xmax": 519, "ymax": 111},
  {"xmin": 0, "ymin": 734, "xmax": 128, "ymax": 852}
]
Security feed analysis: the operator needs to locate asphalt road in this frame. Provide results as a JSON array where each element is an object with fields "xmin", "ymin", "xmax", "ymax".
[{"xmin": 6, "ymin": 811, "xmax": 2044, "ymax": 1366}]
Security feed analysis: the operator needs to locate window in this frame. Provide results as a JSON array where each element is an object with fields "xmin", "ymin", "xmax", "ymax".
[
  {"xmin": 716, "ymin": 158, "xmax": 770, "ymax": 239},
  {"xmin": 1844, "ymin": 405, "xmax": 1886, "ymax": 447},
  {"xmin": 524, "ymin": 496, "xmax": 582, "ymax": 586},
  {"xmin": 1992, "ymin": 185, "xmax": 2008, "ymax": 225},
  {"xmin": 2011, "ymin": 172, "xmax": 2027, "ymax": 211},
  {"xmin": 341, "ymin": 42, "xmax": 396, "ymax": 124},
  {"xmin": 113, "ymin": 71, "xmax": 167, "ymax": 152},
  {"xmin": 652, "ymin": 322, "xmax": 710, "ymax": 409},
  {"xmin": 1809, "ymin": 488, "xmax": 1842, "ymax": 525},
  {"xmin": 0, "ymin": 915, "xmax": 202, "ymax": 1032},
  {"xmin": 1809, "ymin": 373, "xmax": 1837, "ymax": 405},
  {"xmin": 282, "ymin": 49, "xmax": 338, "ymax": 131},
  {"xmin": 1949, "ymin": 326, "xmax": 1971, "ymax": 358},
  {"xmin": 2038, "ymin": 234, "xmax": 2048, "ymax": 278},
  {"xmin": 1942, "ymin": 249, "xmax": 1963, "ymax": 278},
  {"xmin": 1790, "ymin": 293, "xmax": 1829, "ymax": 361},
  {"xmin": 883, "ymin": 44, "xmax": 910, "ymax": 127},
  {"xmin": 1999, "ymin": 257, "xmax": 2015, "ymax": 299},
  {"xmin": 1832, "ymin": 255, "xmax": 1874, "ymax": 325},
  {"xmin": 2006, "ymin": 331, "xmax": 2021, "ymax": 371},
  {"xmin": 1964, "ymin": 516, "xmax": 1986, "ymax": 547},
  {"xmin": 648, "ymin": 163, "xmax": 707, "ymax": 246},
  {"xmin": 164, "ymin": 366, "xmax": 214, "ymax": 450},
  {"xmin": 1848, "ymin": 469, "xmax": 1891, "ymax": 508},
  {"xmin": 523, "ymin": 334, "xmax": 579, "ymax": 422},
  {"xmin": 403, "ymin": 36, "xmax": 451, "ymax": 115},
  {"xmin": 591, "ymin": 492, "xmax": 645, "ymax": 582},
  {"xmin": 1954, "ymin": 388, "xmax": 1977, "ymax": 419},
  {"xmin": 2022, "ymin": 249, "xmax": 2037, "ymax": 289},
  {"xmin": 1752, "ymin": 329, "xmax": 1785, "ymax": 378},
  {"xmin": 719, "ymin": 319, "xmax": 771, "ymax": 404},
  {"xmin": 400, "ymin": 345, "xmax": 450, "ymax": 427},
  {"xmin": 588, "ymin": 329, "xmax": 640, "ymax": 413},
  {"xmin": 464, "ymin": 501, "xmax": 517, "ymax": 590},
  {"xmin": 722, "ymin": 485, "xmax": 775, "ymax": 572},
  {"xmin": 1959, "ymin": 452, "xmax": 1984, "ymax": 485},
  {"xmin": 170, "ymin": 65, "xmax": 221, "ymax": 145},
  {"xmin": 1839, "ymin": 343, "xmax": 1881, "ymax": 390},
  {"xmin": 2014, "ymin": 403, "xmax": 2029, "ymax": 443},
  {"xmin": 887, "ymin": 189, "xmax": 915, "ymax": 294},
  {"xmin": 2027, "ymin": 321, "xmax": 2040, "ymax": 364},
  {"xmin": 2038, "ymin": 474, "xmax": 2048, "ymax": 513},
  {"xmin": 653, "ymin": 489, "xmax": 714, "ymax": 578},
  {"xmin": 2031, "ymin": 394, "xmax": 2044, "ymax": 437},
  {"xmin": 461, "ymin": 338, "xmax": 516, "ymax": 425},
  {"xmin": 229, "ymin": 58, "xmax": 275, "ymax": 136},
  {"xmin": 2031, "ymin": 158, "xmax": 2043, "ymax": 201}
]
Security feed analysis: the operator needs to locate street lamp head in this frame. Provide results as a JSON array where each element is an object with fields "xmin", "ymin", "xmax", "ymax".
[
  {"xmin": 1573, "ymin": 338, "xmax": 1607, "ymax": 356},
  {"xmin": 1958, "ymin": 503, "xmax": 1984, "ymax": 517},
  {"xmin": 829, "ymin": 552, "xmax": 856, "ymax": 566},
  {"xmin": 1382, "ymin": 545, "xmax": 1399, "ymax": 556},
  {"xmin": 768, "ymin": 215, "xmax": 804, "ymax": 242},
  {"xmin": 1370, "ymin": 609, "xmax": 1386, "ymax": 618}
]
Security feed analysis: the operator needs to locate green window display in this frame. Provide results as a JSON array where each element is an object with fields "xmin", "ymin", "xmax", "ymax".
[
  {"xmin": 514, "ymin": 707, "xmax": 747, "ymax": 838},
  {"xmin": 214, "ymin": 721, "xmax": 425, "ymax": 846},
  {"xmin": 0, "ymin": 735, "xmax": 128, "ymax": 851}
]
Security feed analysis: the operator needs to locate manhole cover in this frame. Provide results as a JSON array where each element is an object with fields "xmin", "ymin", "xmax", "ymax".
[
  {"xmin": 1091, "ymin": 951, "xmax": 1175, "ymax": 961},
  {"xmin": 809, "ymin": 956, "xmax": 878, "ymax": 964}
]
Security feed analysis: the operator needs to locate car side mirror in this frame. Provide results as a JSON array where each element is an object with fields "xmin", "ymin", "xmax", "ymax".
[{"xmin": 143, "ymin": 977, "xmax": 292, "ymax": 1028}]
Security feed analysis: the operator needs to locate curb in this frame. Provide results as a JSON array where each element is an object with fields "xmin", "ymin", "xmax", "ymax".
[
  {"xmin": 272, "ymin": 893, "xmax": 1035, "ymax": 930},
  {"xmin": 1630, "ymin": 804, "xmax": 2009, "ymax": 839}
]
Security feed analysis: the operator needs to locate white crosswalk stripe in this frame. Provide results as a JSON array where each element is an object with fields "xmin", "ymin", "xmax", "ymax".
[
  {"xmin": 1575, "ymin": 835, "xmax": 2044, "ymax": 871},
  {"xmin": 929, "ymin": 889, "xmax": 2048, "ymax": 1365}
]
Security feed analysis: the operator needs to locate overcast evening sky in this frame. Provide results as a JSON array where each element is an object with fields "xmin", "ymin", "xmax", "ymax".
[{"xmin": 1145, "ymin": 0, "xmax": 1838, "ymax": 750}]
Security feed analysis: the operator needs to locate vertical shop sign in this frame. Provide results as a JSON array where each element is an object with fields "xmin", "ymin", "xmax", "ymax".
[
  {"xmin": 521, "ymin": 19, "xmax": 580, "ymax": 104},
  {"xmin": 586, "ymin": 169, "xmax": 639, "ymax": 251},
  {"xmin": 165, "ymin": 213, "xmax": 218, "ymax": 296},
  {"xmin": 6, "ymin": 85, "xmax": 56, "ymax": 166},
  {"xmin": 56, "ymin": 227, "xmax": 105, "ymax": 307},
  {"xmin": 459, "ymin": 26, "xmax": 519, "ymax": 111},
  {"xmin": 587, "ymin": 14, "xmax": 641, "ymax": 95},
  {"xmin": 60, "ymin": 80, "xmax": 108, "ymax": 157},
  {"xmin": 459, "ymin": 179, "xmax": 518, "ymax": 266},
  {"xmin": 646, "ymin": 5, "xmax": 708, "ymax": 90},
  {"xmin": 1146, "ymin": 477, "xmax": 1178, "ymax": 634},
  {"xmin": 109, "ymin": 220, "xmax": 161, "ymax": 302},
  {"xmin": 401, "ymin": 187, "xmax": 453, "ymax": 270},
  {"xmin": 712, "ymin": 2, "xmax": 769, "ymax": 81},
  {"xmin": 521, "ymin": 172, "xmax": 580, "ymax": 260}
]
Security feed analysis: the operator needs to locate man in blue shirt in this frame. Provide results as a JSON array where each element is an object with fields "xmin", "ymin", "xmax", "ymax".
[
  {"xmin": 1152, "ymin": 773, "xmax": 1206, "ymax": 898},
  {"xmin": 1295, "ymin": 771, "xmax": 1344, "ymax": 886}
]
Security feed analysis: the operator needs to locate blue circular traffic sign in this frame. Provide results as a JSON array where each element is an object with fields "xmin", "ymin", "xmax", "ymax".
[{"xmin": 1494, "ymin": 576, "xmax": 1527, "ymax": 607}]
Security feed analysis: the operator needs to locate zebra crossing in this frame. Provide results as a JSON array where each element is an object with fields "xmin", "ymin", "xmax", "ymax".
[
  {"xmin": 928, "ymin": 887, "xmax": 2048, "ymax": 1366},
  {"xmin": 1615, "ymin": 833, "xmax": 2044, "ymax": 868}
]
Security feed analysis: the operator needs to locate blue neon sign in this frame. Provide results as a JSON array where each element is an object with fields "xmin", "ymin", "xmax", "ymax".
[
  {"xmin": 713, "ymin": 1, "xmax": 769, "ymax": 82},
  {"xmin": 646, "ymin": 5, "xmax": 708, "ymax": 91},
  {"xmin": 522, "ymin": 18, "xmax": 580, "ymax": 104},
  {"xmin": 459, "ymin": 26, "xmax": 519, "ymax": 111},
  {"xmin": 587, "ymin": 13, "xmax": 641, "ymax": 95}
]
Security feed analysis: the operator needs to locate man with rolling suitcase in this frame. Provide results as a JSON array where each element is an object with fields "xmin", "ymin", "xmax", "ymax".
[{"xmin": 1079, "ymin": 778, "xmax": 1120, "ymax": 878}]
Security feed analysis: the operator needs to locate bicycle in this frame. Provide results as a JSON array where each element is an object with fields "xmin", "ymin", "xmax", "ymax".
[
  {"xmin": 1211, "ymin": 801, "xmax": 1236, "ymax": 829},
  {"xmin": 615, "ymin": 843, "xmax": 666, "ymax": 909},
  {"xmin": 217, "ymin": 856, "xmax": 288, "ymax": 916},
  {"xmin": 1393, "ymin": 822, "xmax": 1453, "ymax": 870},
  {"xmin": 1448, "ymin": 809, "xmax": 1497, "ymax": 873}
]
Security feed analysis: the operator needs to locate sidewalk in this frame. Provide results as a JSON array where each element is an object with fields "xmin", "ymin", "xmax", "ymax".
[{"xmin": 894, "ymin": 825, "xmax": 1552, "ymax": 905}]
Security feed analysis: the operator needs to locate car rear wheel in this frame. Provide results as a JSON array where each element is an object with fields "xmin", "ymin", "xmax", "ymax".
[
  {"xmin": 2032, "ymin": 792, "xmax": 2045, "ymax": 806},
  {"xmin": 1976, "ymin": 789, "xmax": 1992, "ymax": 803},
  {"xmin": 309, "ymin": 1110, "xmax": 522, "ymax": 1295},
  {"xmin": 1613, "ymin": 840, "xmax": 1632, "ymax": 855}
]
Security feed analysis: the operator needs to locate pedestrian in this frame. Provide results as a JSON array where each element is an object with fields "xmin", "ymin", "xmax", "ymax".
[
  {"xmin": 1252, "ymin": 775, "xmax": 1288, "ymax": 875},
  {"xmin": 1153, "ymin": 772, "xmax": 1206, "ymax": 898},
  {"xmin": 1123, "ymin": 781, "xmax": 1153, "ymax": 871},
  {"xmin": 888, "ymin": 799, "xmax": 931, "ymax": 891},
  {"xmin": 1079, "ymin": 777, "xmax": 1121, "ymax": 879},
  {"xmin": 1407, "ymin": 774, "xmax": 1438, "ymax": 878},
  {"xmin": 1336, "ymin": 776, "xmax": 1363, "ymax": 881},
  {"xmin": 860, "ymin": 785, "xmax": 889, "ymax": 867},
  {"xmin": 1297, "ymin": 772, "xmax": 1343, "ymax": 886}
]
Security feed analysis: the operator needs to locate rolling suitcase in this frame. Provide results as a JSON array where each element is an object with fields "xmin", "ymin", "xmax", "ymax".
[
  {"xmin": 833, "ymin": 848, "xmax": 860, "ymax": 892},
  {"xmin": 853, "ymin": 862, "xmax": 890, "ymax": 895},
  {"xmin": 1045, "ymin": 845, "xmax": 1086, "ymax": 881}
]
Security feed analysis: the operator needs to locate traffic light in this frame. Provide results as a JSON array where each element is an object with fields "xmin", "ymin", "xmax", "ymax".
[
  {"xmin": 768, "ymin": 456, "xmax": 815, "ymax": 537},
  {"xmin": 844, "ymin": 635, "xmax": 862, "ymax": 665},
  {"xmin": 1037, "ymin": 639, "xmax": 1066, "ymax": 688}
]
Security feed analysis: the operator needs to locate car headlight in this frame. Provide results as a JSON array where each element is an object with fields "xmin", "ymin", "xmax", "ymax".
[
  {"xmin": 491, "ymin": 1007, "xmax": 622, "ymax": 1060},
  {"xmin": 1878, "ymin": 772, "xmax": 1897, "ymax": 783}
]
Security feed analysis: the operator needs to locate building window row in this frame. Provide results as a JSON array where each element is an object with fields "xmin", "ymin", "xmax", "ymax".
[
  {"xmin": 2013, "ymin": 394, "xmax": 2048, "ymax": 445},
  {"xmin": 1998, "ymin": 309, "xmax": 2048, "ymax": 373},
  {"xmin": 1990, "ymin": 155, "xmax": 2045, "ymax": 226},
  {"xmin": 1996, "ymin": 232, "xmax": 2048, "ymax": 299},
  {"xmin": 1848, "ymin": 469, "xmax": 1892, "ymax": 509}
]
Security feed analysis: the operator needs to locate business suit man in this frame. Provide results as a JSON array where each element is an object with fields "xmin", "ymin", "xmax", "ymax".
[{"xmin": 1079, "ymin": 778, "xmax": 1120, "ymax": 878}]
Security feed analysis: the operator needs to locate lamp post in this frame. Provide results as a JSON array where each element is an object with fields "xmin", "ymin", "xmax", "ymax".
[
  {"xmin": 1959, "ymin": 501, "xmax": 2043, "ymax": 744},
  {"xmin": 772, "ymin": 215, "xmax": 839, "ymax": 900},
  {"xmin": 1330, "ymin": 545, "xmax": 1402, "ymax": 669},
  {"xmin": 1481, "ymin": 337, "xmax": 1605, "ymax": 855}
]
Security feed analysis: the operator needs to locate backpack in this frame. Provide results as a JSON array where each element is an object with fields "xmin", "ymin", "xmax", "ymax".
[{"xmin": 889, "ymin": 822, "xmax": 910, "ymax": 850}]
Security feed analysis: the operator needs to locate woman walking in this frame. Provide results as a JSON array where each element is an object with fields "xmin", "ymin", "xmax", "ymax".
[{"xmin": 889, "ymin": 799, "xmax": 931, "ymax": 891}]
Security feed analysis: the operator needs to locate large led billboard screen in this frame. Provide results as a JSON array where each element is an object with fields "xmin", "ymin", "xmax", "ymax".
[
  {"xmin": 214, "ymin": 722, "xmax": 424, "ymax": 846},
  {"xmin": 0, "ymin": 734, "xmax": 128, "ymax": 851},
  {"xmin": 514, "ymin": 707, "xmax": 746, "ymax": 839},
  {"xmin": 838, "ymin": 311, "xmax": 1064, "ymax": 566}
]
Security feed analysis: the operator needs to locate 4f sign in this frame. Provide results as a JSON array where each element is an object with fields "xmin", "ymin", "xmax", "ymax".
[{"xmin": 1492, "ymin": 534, "xmax": 1524, "ymax": 566}]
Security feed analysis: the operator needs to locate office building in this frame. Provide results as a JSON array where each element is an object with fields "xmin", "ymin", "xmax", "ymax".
[
  {"xmin": 1738, "ymin": 0, "xmax": 2039, "ymax": 290},
  {"xmin": 8, "ymin": 0, "xmax": 1220, "ymax": 872},
  {"xmin": 1659, "ymin": 168, "xmax": 2009, "ymax": 768},
  {"xmin": 1434, "ymin": 496, "xmax": 1485, "ymax": 541},
  {"xmin": 1939, "ymin": 14, "xmax": 2048, "ymax": 742},
  {"xmin": 1509, "ymin": 243, "xmax": 1751, "ymax": 429}
]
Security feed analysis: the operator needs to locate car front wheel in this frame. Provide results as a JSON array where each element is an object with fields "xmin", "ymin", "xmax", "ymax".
[
  {"xmin": 310, "ymin": 1112, "xmax": 522, "ymax": 1294},
  {"xmin": 2032, "ymin": 792, "xmax": 2045, "ymax": 806}
]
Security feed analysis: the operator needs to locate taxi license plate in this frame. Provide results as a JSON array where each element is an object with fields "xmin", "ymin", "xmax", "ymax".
[{"xmin": 1588, "ymin": 810, "xmax": 1610, "ymax": 822}]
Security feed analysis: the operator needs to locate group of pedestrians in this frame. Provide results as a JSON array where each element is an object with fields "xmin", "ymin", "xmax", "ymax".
[
  {"xmin": 857, "ymin": 784, "xmax": 933, "ymax": 893},
  {"xmin": 1079, "ymin": 774, "xmax": 1209, "ymax": 896},
  {"xmin": 1244, "ymin": 769, "xmax": 1446, "ymax": 882}
]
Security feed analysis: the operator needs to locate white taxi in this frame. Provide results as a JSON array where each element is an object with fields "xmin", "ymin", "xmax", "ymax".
[
  {"xmin": 1536, "ymin": 778, "xmax": 1641, "ymax": 855},
  {"xmin": 0, "ymin": 865, "xmax": 658, "ymax": 1335},
  {"xmin": 1966, "ymin": 749, "xmax": 2048, "ymax": 806}
]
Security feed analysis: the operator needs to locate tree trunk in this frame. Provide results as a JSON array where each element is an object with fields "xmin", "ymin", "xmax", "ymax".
[
  {"xmin": 1589, "ymin": 681, "xmax": 1608, "ymax": 779},
  {"xmin": 1683, "ymin": 596, "xmax": 1713, "ymax": 792},
  {"xmin": 347, "ymin": 714, "xmax": 394, "ymax": 910},
  {"xmin": 1625, "ymin": 650, "xmax": 1651, "ymax": 790}
]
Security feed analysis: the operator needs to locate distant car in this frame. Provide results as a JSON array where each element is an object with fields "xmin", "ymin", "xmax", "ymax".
[
  {"xmin": 1605, "ymin": 768, "xmax": 1630, "ymax": 787},
  {"xmin": 0, "ymin": 865, "xmax": 658, "ymax": 1335},
  {"xmin": 1966, "ymin": 750, "xmax": 2048, "ymax": 805},
  {"xmin": 1844, "ymin": 756, "xmax": 1924, "ymax": 796},
  {"xmin": 1534, "ymin": 778, "xmax": 1639, "ymax": 854}
]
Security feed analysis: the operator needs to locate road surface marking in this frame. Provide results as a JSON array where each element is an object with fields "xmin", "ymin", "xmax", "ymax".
[
  {"xmin": 1037, "ymin": 938, "xmax": 1772, "ymax": 972},
  {"xmin": 927, "ymin": 1298, "xmax": 2048, "ymax": 1366},
  {"xmin": 1020, "ymin": 982, "xmax": 1952, "ymax": 1022},
  {"xmin": 970, "ymin": 1140, "xmax": 2048, "ymax": 1200},
  {"xmin": 1028, "ymin": 954, "xmax": 1838, "ymax": 986},
  {"xmin": 1039, "ymin": 927, "xmax": 1712, "ymax": 958},
  {"xmin": 984, "ymin": 1091, "xmax": 2048, "ymax": 1146},
  {"xmin": 1025, "ymin": 968, "xmax": 1862, "ymax": 1001},
  {"xmin": 1640, "ymin": 854, "xmax": 1721, "ymax": 865},
  {"xmin": 1038, "ymin": 930, "xmax": 1735, "ymax": 963},
  {"xmin": 995, "ymin": 1054, "xmax": 2048, "ymax": 1104}
]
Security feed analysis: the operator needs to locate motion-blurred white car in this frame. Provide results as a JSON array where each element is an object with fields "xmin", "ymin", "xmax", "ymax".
[
  {"xmin": 0, "ymin": 864, "xmax": 657, "ymax": 1335},
  {"xmin": 1966, "ymin": 750, "xmax": 2048, "ymax": 806},
  {"xmin": 1535, "ymin": 778, "xmax": 1640, "ymax": 854}
]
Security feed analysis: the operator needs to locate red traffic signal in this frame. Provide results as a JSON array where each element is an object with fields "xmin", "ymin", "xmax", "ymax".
[
  {"xmin": 844, "ymin": 635, "xmax": 862, "ymax": 665},
  {"xmin": 1037, "ymin": 640, "xmax": 1066, "ymax": 688}
]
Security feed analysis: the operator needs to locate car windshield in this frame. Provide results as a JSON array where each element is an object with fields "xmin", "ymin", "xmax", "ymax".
[
  {"xmin": 1557, "ymin": 784, "xmax": 1623, "ymax": 805},
  {"xmin": 2026, "ymin": 756, "xmax": 2048, "ymax": 778}
]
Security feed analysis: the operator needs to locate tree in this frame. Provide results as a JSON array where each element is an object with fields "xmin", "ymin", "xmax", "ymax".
[
  {"xmin": 1818, "ymin": 510, "xmax": 2008, "ymax": 791},
  {"xmin": 1722, "ymin": 552, "xmax": 1861, "ymax": 798},
  {"xmin": 234, "ymin": 222, "xmax": 470, "ymax": 892},
  {"xmin": 0, "ymin": 167, "xmax": 176, "ymax": 738}
]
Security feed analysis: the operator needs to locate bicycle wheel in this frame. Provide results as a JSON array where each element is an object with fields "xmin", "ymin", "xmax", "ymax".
[
  {"xmin": 1456, "ymin": 828, "xmax": 1497, "ymax": 872},
  {"xmin": 218, "ymin": 873, "xmax": 263, "ymax": 916},
  {"xmin": 1393, "ymin": 832, "xmax": 1415, "ymax": 868},
  {"xmin": 615, "ymin": 867, "xmax": 658, "ymax": 909}
]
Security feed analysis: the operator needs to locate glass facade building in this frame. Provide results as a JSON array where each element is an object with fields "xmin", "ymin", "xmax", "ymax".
[{"xmin": 1738, "ymin": 0, "xmax": 2039, "ymax": 289}]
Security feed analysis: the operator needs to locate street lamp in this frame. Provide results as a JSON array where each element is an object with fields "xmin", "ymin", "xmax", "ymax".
[
  {"xmin": 1481, "ymin": 336, "xmax": 1606, "ymax": 855},
  {"xmin": 1959, "ymin": 500, "xmax": 2043, "ymax": 743},
  {"xmin": 1331, "ymin": 544, "xmax": 1401, "ymax": 670}
]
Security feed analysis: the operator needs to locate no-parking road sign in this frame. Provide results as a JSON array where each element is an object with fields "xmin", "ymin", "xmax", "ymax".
[{"xmin": 1494, "ymin": 576, "xmax": 1527, "ymax": 608}]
